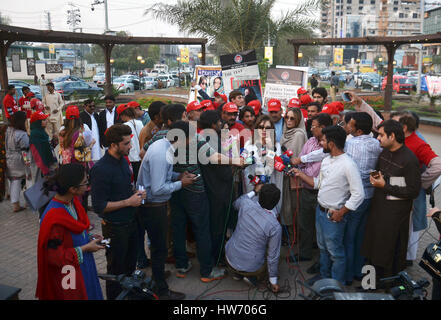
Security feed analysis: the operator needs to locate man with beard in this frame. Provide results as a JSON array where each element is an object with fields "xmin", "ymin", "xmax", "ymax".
[
  {"xmin": 98, "ymin": 95, "xmax": 119, "ymax": 148},
  {"xmin": 90, "ymin": 123, "xmax": 147, "ymax": 300},
  {"xmin": 80, "ymin": 99, "xmax": 101, "ymax": 162},
  {"xmin": 361, "ymin": 120, "xmax": 421, "ymax": 281},
  {"xmin": 293, "ymin": 125, "xmax": 364, "ymax": 284}
]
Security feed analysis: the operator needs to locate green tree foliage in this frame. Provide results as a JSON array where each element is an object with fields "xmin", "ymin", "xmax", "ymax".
[{"xmin": 145, "ymin": 0, "xmax": 319, "ymax": 54}]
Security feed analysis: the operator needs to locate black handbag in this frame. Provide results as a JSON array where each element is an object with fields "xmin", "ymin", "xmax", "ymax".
[{"xmin": 419, "ymin": 240, "xmax": 441, "ymax": 282}]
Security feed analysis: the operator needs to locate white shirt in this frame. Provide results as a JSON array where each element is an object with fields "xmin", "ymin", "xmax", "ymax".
[
  {"xmin": 85, "ymin": 111, "xmax": 101, "ymax": 161},
  {"xmin": 314, "ymin": 153, "xmax": 364, "ymax": 211},
  {"xmin": 42, "ymin": 91, "xmax": 63, "ymax": 120},
  {"xmin": 124, "ymin": 119, "xmax": 143, "ymax": 162},
  {"xmin": 106, "ymin": 107, "xmax": 116, "ymax": 130}
]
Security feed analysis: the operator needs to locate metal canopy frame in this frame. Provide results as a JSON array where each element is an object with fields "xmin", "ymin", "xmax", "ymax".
[
  {"xmin": 0, "ymin": 24, "xmax": 207, "ymax": 97},
  {"xmin": 288, "ymin": 33, "xmax": 441, "ymax": 114}
]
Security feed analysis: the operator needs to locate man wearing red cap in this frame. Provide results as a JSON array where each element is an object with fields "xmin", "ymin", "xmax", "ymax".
[
  {"xmin": 267, "ymin": 98, "xmax": 284, "ymax": 143},
  {"xmin": 288, "ymin": 97, "xmax": 301, "ymax": 109},
  {"xmin": 300, "ymin": 95, "xmax": 313, "ymax": 108},
  {"xmin": 297, "ymin": 87, "xmax": 308, "ymax": 100},
  {"xmin": 200, "ymin": 99, "xmax": 215, "ymax": 111},
  {"xmin": 187, "ymin": 100, "xmax": 205, "ymax": 122},
  {"xmin": 214, "ymin": 92, "xmax": 227, "ymax": 109},
  {"xmin": 321, "ymin": 103, "xmax": 341, "ymax": 126},
  {"xmin": 127, "ymin": 100, "xmax": 151, "ymax": 126},
  {"xmin": 247, "ymin": 100, "xmax": 262, "ymax": 117}
]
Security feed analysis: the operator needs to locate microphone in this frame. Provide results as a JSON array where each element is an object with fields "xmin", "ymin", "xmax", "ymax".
[{"xmin": 248, "ymin": 174, "xmax": 261, "ymax": 186}]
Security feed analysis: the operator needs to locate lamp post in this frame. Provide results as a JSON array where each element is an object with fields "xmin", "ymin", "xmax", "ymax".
[
  {"xmin": 356, "ymin": 58, "xmax": 361, "ymax": 88},
  {"xmin": 298, "ymin": 52, "xmax": 303, "ymax": 66},
  {"xmin": 109, "ymin": 58, "xmax": 114, "ymax": 83},
  {"xmin": 177, "ymin": 57, "xmax": 181, "ymax": 87},
  {"xmin": 197, "ymin": 52, "xmax": 202, "ymax": 64}
]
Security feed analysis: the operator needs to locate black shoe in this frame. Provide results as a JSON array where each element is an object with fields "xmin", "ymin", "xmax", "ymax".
[
  {"xmin": 243, "ymin": 276, "xmax": 258, "ymax": 287},
  {"xmin": 406, "ymin": 260, "xmax": 413, "ymax": 267},
  {"xmin": 158, "ymin": 289, "xmax": 186, "ymax": 300},
  {"xmin": 306, "ymin": 261, "xmax": 320, "ymax": 275},
  {"xmin": 288, "ymin": 255, "xmax": 312, "ymax": 263},
  {"xmin": 306, "ymin": 275, "xmax": 323, "ymax": 286}
]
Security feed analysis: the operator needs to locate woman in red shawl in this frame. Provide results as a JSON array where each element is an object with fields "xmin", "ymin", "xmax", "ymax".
[{"xmin": 36, "ymin": 163, "xmax": 104, "ymax": 300}]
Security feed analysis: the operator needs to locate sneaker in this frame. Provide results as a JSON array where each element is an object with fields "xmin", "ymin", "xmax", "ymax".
[
  {"xmin": 200, "ymin": 267, "xmax": 226, "ymax": 283},
  {"xmin": 176, "ymin": 260, "xmax": 192, "ymax": 278},
  {"xmin": 243, "ymin": 276, "xmax": 258, "ymax": 287},
  {"xmin": 306, "ymin": 261, "xmax": 320, "ymax": 275}
]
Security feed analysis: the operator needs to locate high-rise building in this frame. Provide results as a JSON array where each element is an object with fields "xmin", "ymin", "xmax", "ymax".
[{"xmin": 320, "ymin": 0, "xmax": 422, "ymax": 63}]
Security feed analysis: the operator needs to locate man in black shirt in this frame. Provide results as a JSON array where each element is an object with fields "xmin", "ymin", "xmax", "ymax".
[{"xmin": 90, "ymin": 123, "xmax": 146, "ymax": 300}]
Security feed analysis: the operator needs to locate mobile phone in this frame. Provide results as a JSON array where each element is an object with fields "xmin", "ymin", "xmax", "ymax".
[
  {"xmin": 342, "ymin": 92, "xmax": 351, "ymax": 102},
  {"xmin": 370, "ymin": 170, "xmax": 380, "ymax": 179}
]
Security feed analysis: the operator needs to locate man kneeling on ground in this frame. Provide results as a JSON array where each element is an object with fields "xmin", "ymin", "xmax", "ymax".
[{"xmin": 225, "ymin": 183, "xmax": 282, "ymax": 293}]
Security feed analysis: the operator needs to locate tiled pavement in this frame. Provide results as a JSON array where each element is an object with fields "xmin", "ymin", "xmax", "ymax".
[{"xmin": 1, "ymin": 125, "xmax": 441, "ymax": 300}]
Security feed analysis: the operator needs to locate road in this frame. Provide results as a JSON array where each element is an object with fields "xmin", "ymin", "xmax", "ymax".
[{"xmin": 0, "ymin": 125, "xmax": 440, "ymax": 300}]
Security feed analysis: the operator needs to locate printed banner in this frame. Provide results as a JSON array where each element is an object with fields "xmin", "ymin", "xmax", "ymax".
[
  {"xmin": 26, "ymin": 58, "xmax": 36, "ymax": 76},
  {"xmin": 263, "ymin": 66, "xmax": 309, "ymax": 110},
  {"xmin": 220, "ymin": 50, "xmax": 260, "ymax": 98},
  {"xmin": 231, "ymin": 79, "xmax": 263, "ymax": 105},
  {"xmin": 188, "ymin": 65, "xmax": 223, "ymax": 102},
  {"xmin": 265, "ymin": 47, "xmax": 273, "ymax": 65},
  {"xmin": 334, "ymin": 48, "xmax": 344, "ymax": 65},
  {"xmin": 425, "ymin": 76, "xmax": 441, "ymax": 97}
]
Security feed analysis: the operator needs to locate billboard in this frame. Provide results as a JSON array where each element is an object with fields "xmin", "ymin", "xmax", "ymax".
[
  {"xmin": 188, "ymin": 65, "xmax": 223, "ymax": 102},
  {"xmin": 57, "ymin": 48, "xmax": 75, "ymax": 59},
  {"xmin": 220, "ymin": 49, "xmax": 260, "ymax": 98},
  {"xmin": 264, "ymin": 47, "xmax": 273, "ymax": 65},
  {"xmin": 263, "ymin": 66, "xmax": 308, "ymax": 110},
  {"xmin": 334, "ymin": 48, "xmax": 344, "ymax": 65}
]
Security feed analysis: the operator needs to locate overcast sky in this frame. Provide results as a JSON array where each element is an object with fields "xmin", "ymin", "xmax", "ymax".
[{"xmin": 0, "ymin": 0, "xmax": 314, "ymax": 38}]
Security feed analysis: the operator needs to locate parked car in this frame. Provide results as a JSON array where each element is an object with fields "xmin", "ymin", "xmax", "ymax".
[
  {"xmin": 116, "ymin": 75, "xmax": 142, "ymax": 90},
  {"xmin": 113, "ymin": 77, "xmax": 135, "ymax": 93},
  {"xmin": 166, "ymin": 75, "xmax": 175, "ymax": 87},
  {"xmin": 171, "ymin": 74, "xmax": 180, "ymax": 86},
  {"xmin": 381, "ymin": 75, "xmax": 413, "ymax": 94},
  {"xmin": 54, "ymin": 81, "xmax": 103, "ymax": 100},
  {"xmin": 93, "ymin": 73, "xmax": 106, "ymax": 86},
  {"xmin": 361, "ymin": 76, "xmax": 381, "ymax": 91},
  {"xmin": 7, "ymin": 80, "xmax": 42, "ymax": 99},
  {"xmin": 141, "ymin": 77, "xmax": 158, "ymax": 90},
  {"xmin": 52, "ymin": 75, "xmax": 85, "ymax": 83},
  {"xmin": 157, "ymin": 75, "xmax": 171, "ymax": 88}
]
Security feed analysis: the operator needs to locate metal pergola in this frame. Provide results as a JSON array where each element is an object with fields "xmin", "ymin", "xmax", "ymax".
[
  {"xmin": 289, "ymin": 33, "xmax": 441, "ymax": 114},
  {"xmin": 0, "ymin": 24, "xmax": 207, "ymax": 97}
]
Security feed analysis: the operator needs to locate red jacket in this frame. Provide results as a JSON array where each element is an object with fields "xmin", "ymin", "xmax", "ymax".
[
  {"xmin": 405, "ymin": 132, "xmax": 437, "ymax": 168},
  {"xmin": 2, "ymin": 94, "xmax": 18, "ymax": 119}
]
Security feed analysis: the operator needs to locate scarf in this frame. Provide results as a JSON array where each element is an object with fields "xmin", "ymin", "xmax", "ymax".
[{"xmin": 30, "ymin": 120, "xmax": 55, "ymax": 169}]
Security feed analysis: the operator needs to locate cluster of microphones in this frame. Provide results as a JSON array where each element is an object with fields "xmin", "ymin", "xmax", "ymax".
[{"xmin": 243, "ymin": 146, "xmax": 297, "ymax": 186}]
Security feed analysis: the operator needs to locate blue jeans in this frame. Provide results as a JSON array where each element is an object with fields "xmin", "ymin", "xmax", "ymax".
[
  {"xmin": 344, "ymin": 198, "xmax": 371, "ymax": 282},
  {"xmin": 170, "ymin": 189, "xmax": 213, "ymax": 277},
  {"xmin": 316, "ymin": 206, "xmax": 347, "ymax": 283}
]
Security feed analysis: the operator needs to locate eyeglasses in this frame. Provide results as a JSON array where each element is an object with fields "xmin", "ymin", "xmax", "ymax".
[
  {"xmin": 258, "ymin": 126, "xmax": 272, "ymax": 130},
  {"xmin": 311, "ymin": 125, "xmax": 319, "ymax": 130},
  {"xmin": 286, "ymin": 116, "xmax": 297, "ymax": 121}
]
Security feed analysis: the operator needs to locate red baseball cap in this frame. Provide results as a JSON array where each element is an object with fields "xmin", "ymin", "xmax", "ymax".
[
  {"xmin": 116, "ymin": 104, "xmax": 131, "ymax": 119},
  {"xmin": 223, "ymin": 102, "xmax": 238, "ymax": 113},
  {"xmin": 297, "ymin": 87, "xmax": 308, "ymax": 95},
  {"xmin": 66, "ymin": 105, "xmax": 80, "ymax": 120},
  {"xmin": 187, "ymin": 100, "xmax": 204, "ymax": 112},
  {"xmin": 288, "ymin": 98, "xmax": 301, "ymax": 108},
  {"xmin": 25, "ymin": 92, "xmax": 35, "ymax": 98},
  {"xmin": 127, "ymin": 101, "xmax": 141, "ymax": 108},
  {"xmin": 30, "ymin": 111, "xmax": 49, "ymax": 123},
  {"xmin": 300, "ymin": 94, "xmax": 313, "ymax": 106},
  {"xmin": 247, "ymin": 100, "xmax": 261, "ymax": 115},
  {"xmin": 329, "ymin": 101, "xmax": 345, "ymax": 113},
  {"xmin": 214, "ymin": 92, "xmax": 228, "ymax": 103},
  {"xmin": 200, "ymin": 100, "xmax": 215, "ymax": 110},
  {"xmin": 30, "ymin": 98, "xmax": 42, "ymax": 109},
  {"xmin": 321, "ymin": 104, "xmax": 339, "ymax": 115},
  {"xmin": 267, "ymin": 98, "xmax": 282, "ymax": 112}
]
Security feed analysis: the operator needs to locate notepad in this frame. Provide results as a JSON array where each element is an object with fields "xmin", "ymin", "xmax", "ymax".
[{"xmin": 386, "ymin": 176, "xmax": 406, "ymax": 200}]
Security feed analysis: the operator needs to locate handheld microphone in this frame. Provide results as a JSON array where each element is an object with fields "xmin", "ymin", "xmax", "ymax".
[{"xmin": 248, "ymin": 174, "xmax": 261, "ymax": 186}]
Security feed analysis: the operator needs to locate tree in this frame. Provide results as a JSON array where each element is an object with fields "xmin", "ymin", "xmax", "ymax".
[{"xmin": 145, "ymin": 0, "xmax": 319, "ymax": 54}]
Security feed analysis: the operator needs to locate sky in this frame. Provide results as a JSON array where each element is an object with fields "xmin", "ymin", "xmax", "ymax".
[{"xmin": 0, "ymin": 0, "xmax": 313, "ymax": 38}]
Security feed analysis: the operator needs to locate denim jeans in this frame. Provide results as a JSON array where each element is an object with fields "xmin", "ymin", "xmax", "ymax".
[
  {"xmin": 137, "ymin": 205, "xmax": 169, "ymax": 295},
  {"xmin": 170, "ymin": 189, "xmax": 213, "ymax": 277},
  {"xmin": 316, "ymin": 205, "xmax": 347, "ymax": 283},
  {"xmin": 344, "ymin": 198, "xmax": 371, "ymax": 282}
]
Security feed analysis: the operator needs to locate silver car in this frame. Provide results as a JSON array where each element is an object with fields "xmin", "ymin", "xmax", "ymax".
[
  {"xmin": 142, "ymin": 77, "xmax": 158, "ymax": 90},
  {"xmin": 113, "ymin": 77, "xmax": 135, "ymax": 93}
]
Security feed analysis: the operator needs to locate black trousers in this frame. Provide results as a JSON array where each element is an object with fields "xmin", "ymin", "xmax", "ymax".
[
  {"xmin": 101, "ymin": 219, "xmax": 138, "ymax": 300},
  {"xmin": 137, "ymin": 205, "xmax": 169, "ymax": 295}
]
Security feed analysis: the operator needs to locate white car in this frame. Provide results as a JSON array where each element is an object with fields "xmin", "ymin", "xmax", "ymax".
[
  {"xmin": 157, "ymin": 75, "xmax": 171, "ymax": 88},
  {"xmin": 93, "ymin": 73, "xmax": 105, "ymax": 84},
  {"xmin": 113, "ymin": 77, "xmax": 135, "ymax": 93}
]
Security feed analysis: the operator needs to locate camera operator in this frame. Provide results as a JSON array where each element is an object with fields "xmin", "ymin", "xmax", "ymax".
[{"xmin": 426, "ymin": 207, "xmax": 441, "ymax": 300}]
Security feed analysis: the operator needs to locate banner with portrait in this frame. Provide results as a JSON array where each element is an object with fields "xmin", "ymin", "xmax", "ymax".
[
  {"xmin": 263, "ymin": 66, "xmax": 308, "ymax": 110},
  {"xmin": 188, "ymin": 65, "xmax": 223, "ymax": 102},
  {"xmin": 220, "ymin": 50, "xmax": 260, "ymax": 98}
]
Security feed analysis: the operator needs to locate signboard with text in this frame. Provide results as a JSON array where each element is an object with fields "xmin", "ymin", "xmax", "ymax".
[{"xmin": 188, "ymin": 65, "xmax": 223, "ymax": 102}]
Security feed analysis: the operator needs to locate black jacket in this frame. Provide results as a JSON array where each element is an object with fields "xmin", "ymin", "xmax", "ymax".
[
  {"xmin": 98, "ymin": 107, "xmax": 119, "ymax": 148},
  {"xmin": 80, "ymin": 110, "xmax": 99, "ymax": 133}
]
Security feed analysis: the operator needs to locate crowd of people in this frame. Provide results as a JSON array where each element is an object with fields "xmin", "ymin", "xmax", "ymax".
[{"xmin": 2, "ymin": 80, "xmax": 441, "ymax": 300}]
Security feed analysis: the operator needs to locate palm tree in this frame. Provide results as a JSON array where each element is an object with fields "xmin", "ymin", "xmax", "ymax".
[{"xmin": 145, "ymin": 0, "xmax": 320, "ymax": 54}]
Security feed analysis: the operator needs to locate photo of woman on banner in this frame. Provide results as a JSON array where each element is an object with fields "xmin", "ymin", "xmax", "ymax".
[
  {"xmin": 210, "ymin": 76, "xmax": 224, "ymax": 96},
  {"xmin": 235, "ymin": 79, "xmax": 263, "ymax": 106}
]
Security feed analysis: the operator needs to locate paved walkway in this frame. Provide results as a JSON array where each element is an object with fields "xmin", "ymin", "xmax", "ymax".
[{"xmin": 1, "ymin": 125, "xmax": 440, "ymax": 300}]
